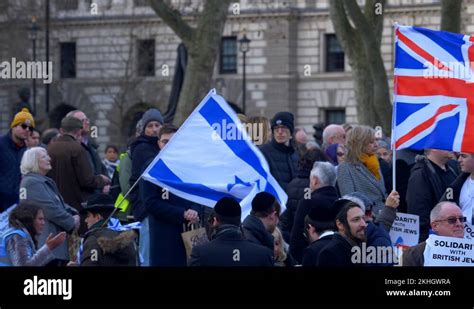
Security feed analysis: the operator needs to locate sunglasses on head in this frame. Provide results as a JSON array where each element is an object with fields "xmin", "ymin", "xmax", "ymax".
[{"xmin": 20, "ymin": 124, "xmax": 33, "ymax": 132}]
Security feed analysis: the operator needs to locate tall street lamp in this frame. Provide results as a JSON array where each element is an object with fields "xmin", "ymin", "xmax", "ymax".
[
  {"xmin": 29, "ymin": 16, "xmax": 39, "ymax": 115},
  {"xmin": 239, "ymin": 33, "xmax": 251, "ymax": 115}
]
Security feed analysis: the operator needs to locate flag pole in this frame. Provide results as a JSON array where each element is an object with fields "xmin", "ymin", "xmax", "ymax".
[
  {"xmin": 101, "ymin": 175, "xmax": 142, "ymax": 228},
  {"xmin": 391, "ymin": 22, "xmax": 399, "ymax": 193}
]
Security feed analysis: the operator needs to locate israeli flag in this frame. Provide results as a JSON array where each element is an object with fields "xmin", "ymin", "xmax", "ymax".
[
  {"xmin": 142, "ymin": 89, "xmax": 287, "ymax": 219},
  {"xmin": 0, "ymin": 204, "xmax": 16, "ymax": 235}
]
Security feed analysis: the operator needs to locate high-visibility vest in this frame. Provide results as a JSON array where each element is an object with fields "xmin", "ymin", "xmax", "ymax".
[{"xmin": 115, "ymin": 151, "xmax": 130, "ymax": 213}]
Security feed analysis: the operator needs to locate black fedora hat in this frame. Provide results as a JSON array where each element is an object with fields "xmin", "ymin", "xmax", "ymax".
[{"xmin": 80, "ymin": 194, "xmax": 116, "ymax": 215}]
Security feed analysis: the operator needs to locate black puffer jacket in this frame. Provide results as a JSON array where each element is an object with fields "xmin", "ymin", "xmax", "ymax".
[
  {"xmin": 259, "ymin": 139, "xmax": 298, "ymax": 191},
  {"xmin": 279, "ymin": 168, "xmax": 310, "ymax": 241},
  {"xmin": 129, "ymin": 134, "xmax": 160, "ymax": 221}
]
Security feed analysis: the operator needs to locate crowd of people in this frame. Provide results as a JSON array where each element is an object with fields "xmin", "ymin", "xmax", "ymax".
[{"xmin": 0, "ymin": 103, "xmax": 472, "ymax": 267}]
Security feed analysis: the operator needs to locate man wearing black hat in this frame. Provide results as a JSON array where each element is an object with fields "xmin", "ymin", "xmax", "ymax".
[
  {"xmin": 242, "ymin": 192, "xmax": 280, "ymax": 251},
  {"xmin": 79, "ymin": 194, "xmax": 138, "ymax": 266},
  {"xmin": 301, "ymin": 201, "xmax": 342, "ymax": 267},
  {"xmin": 189, "ymin": 197, "xmax": 274, "ymax": 266},
  {"xmin": 259, "ymin": 112, "xmax": 299, "ymax": 191}
]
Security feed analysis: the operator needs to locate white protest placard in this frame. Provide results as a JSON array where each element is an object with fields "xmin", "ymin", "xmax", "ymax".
[
  {"xmin": 423, "ymin": 234, "xmax": 474, "ymax": 266},
  {"xmin": 389, "ymin": 212, "xmax": 419, "ymax": 246},
  {"xmin": 463, "ymin": 222, "xmax": 474, "ymax": 240},
  {"xmin": 0, "ymin": 204, "xmax": 16, "ymax": 235}
]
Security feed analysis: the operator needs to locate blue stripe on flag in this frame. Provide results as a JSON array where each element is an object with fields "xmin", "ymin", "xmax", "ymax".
[
  {"xmin": 199, "ymin": 97, "xmax": 268, "ymax": 179},
  {"xmin": 148, "ymin": 158, "xmax": 241, "ymax": 203}
]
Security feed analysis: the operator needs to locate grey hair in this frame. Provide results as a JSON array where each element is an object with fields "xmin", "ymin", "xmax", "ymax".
[
  {"xmin": 20, "ymin": 147, "xmax": 47, "ymax": 175},
  {"xmin": 310, "ymin": 161, "xmax": 336, "ymax": 187},
  {"xmin": 66, "ymin": 110, "xmax": 81, "ymax": 118},
  {"xmin": 430, "ymin": 201, "xmax": 459, "ymax": 223},
  {"xmin": 322, "ymin": 124, "xmax": 343, "ymax": 144},
  {"xmin": 136, "ymin": 119, "xmax": 144, "ymax": 135}
]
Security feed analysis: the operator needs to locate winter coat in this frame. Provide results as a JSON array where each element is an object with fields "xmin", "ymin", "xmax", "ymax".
[
  {"xmin": 0, "ymin": 130, "xmax": 26, "ymax": 212},
  {"xmin": 140, "ymin": 179, "xmax": 201, "ymax": 266},
  {"xmin": 316, "ymin": 233, "xmax": 359, "ymax": 267},
  {"xmin": 402, "ymin": 241, "xmax": 426, "ymax": 266},
  {"xmin": 441, "ymin": 172, "xmax": 470, "ymax": 207},
  {"xmin": 189, "ymin": 225, "xmax": 274, "ymax": 267},
  {"xmin": 242, "ymin": 214, "xmax": 274, "ymax": 251},
  {"xmin": 289, "ymin": 186, "xmax": 339, "ymax": 264},
  {"xmin": 20, "ymin": 172, "xmax": 78, "ymax": 261},
  {"xmin": 129, "ymin": 134, "xmax": 160, "ymax": 221},
  {"xmin": 279, "ymin": 168, "xmax": 310, "ymax": 241},
  {"xmin": 337, "ymin": 161, "xmax": 387, "ymax": 215},
  {"xmin": 80, "ymin": 227, "xmax": 138, "ymax": 266},
  {"xmin": 47, "ymin": 134, "xmax": 107, "ymax": 211},
  {"xmin": 395, "ymin": 149, "xmax": 424, "ymax": 213},
  {"xmin": 1, "ymin": 227, "xmax": 54, "ymax": 266},
  {"xmin": 302, "ymin": 233, "xmax": 334, "ymax": 266},
  {"xmin": 407, "ymin": 156, "xmax": 459, "ymax": 241},
  {"xmin": 259, "ymin": 139, "xmax": 299, "ymax": 191}
]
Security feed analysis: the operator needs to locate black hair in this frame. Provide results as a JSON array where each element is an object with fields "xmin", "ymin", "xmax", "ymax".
[
  {"xmin": 251, "ymin": 199, "xmax": 281, "ymax": 218},
  {"xmin": 211, "ymin": 210, "xmax": 241, "ymax": 227},
  {"xmin": 9, "ymin": 200, "xmax": 42, "ymax": 247},
  {"xmin": 105, "ymin": 145, "xmax": 119, "ymax": 154},
  {"xmin": 304, "ymin": 215, "xmax": 335, "ymax": 235},
  {"xmin": 298, "ymin": 148, "xmax": 327, "ymax": 170}
]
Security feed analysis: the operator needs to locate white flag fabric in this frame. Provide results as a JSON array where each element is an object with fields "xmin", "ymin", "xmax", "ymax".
[{"xmin": 142, "ymin": 89, "xmax": 287, "ymax": 219}]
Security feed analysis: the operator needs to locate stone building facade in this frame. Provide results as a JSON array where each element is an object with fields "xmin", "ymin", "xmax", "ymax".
[{"xmin": 0, "ymin": 0, "xmax": 471, "ymax": 152}]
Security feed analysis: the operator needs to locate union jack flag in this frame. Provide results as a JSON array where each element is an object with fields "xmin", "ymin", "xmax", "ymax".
[{"xmin": 393, "ymin": 24, "xmax": 474, "ymax": 152}]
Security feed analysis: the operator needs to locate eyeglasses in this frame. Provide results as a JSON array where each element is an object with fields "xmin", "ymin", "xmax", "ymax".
[
  {"xmin": 337, "ymin": 152, "xmax": 345, "ymax": 157},
  {"xmin": 21, "ymin": 124, "xmax": 33, "ymax": 132},
  {"xmin": 435, "ymin": 216, "xmax": 467, "ymax": 225},
  {"xmin": 159, "ymin": 139, "xmax": 169, "ymax": 145}
]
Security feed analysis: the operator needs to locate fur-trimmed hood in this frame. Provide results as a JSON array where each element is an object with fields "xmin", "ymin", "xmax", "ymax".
[{"xmin": 96, "ymin": 230, "xmax": 137, "ymax": 254}]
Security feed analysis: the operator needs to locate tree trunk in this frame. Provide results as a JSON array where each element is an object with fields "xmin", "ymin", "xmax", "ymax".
[
  {"xmin": 150, "ymin": 0, "xmax": 232, "ymax": 124},
  {"xmin": 441, "ymin": 0, "xmax": 462, "ymax": 33},
  {"xmin": 329, "ymin": 0, "xmax": 391, "ymax": 132}
]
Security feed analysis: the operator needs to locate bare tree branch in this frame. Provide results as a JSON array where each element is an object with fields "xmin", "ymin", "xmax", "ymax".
[{"xmin": 149, "ymin": 0, "xmax": 195, "ymax": 46}]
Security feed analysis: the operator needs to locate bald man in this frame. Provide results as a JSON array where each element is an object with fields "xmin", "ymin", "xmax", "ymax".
[
  {"xmin": 403, "ymin": 202, "xmax": 465, "ymax": 266},
  {"xmin": 322, "ymin": 124, "xmax": 345, "ymax": 150}
]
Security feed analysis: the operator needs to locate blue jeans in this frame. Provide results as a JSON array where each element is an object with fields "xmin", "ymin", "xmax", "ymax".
[{"xmin": 139, "ymin": 216, "xmax": 150, "ymax": 266}]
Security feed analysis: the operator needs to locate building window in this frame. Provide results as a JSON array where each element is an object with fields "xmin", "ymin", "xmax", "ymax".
[
  {"xmin": 325, "ymin": 34, "xmax": 345, "ymax": 72},
  {"xmin": 134, "ymin": 0, "xmax": 149, "ymax": 7},
  {"xmin": 60, "ymin": 42, "xmax": 76, "ymax": 78},
  {"xmin": 137, "ymin": 39, "xmax": 155, "ymax": 77},
  {"xmin": 325, "ymin": 109, "xmax": 346, "ymax": 125},
  {"xmin": 220, "ymin": 37, "xmax": 237, "ymax": 74},
  {"xmin": 56, "ymin": 0, "xmax": 78, "ymax": 11}
]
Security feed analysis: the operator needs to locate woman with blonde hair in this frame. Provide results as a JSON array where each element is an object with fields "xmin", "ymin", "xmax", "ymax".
[
  {"xmin": 337, "ymin": 125, "xmax": 387, "ymax": 215},
  {"xmin": 247, "ymin": 116, "xmax": 272, "ymax": 145},
  {"xmin": 272, "ymin": 227, "xmax": 294, "ymax": 267}
]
